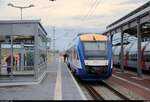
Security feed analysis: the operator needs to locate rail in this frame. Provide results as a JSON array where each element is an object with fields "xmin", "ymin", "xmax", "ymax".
[
  {"xmin": 83, "ymin": 83, "xmax": 104, "ymax": 100},
  {"xmin": 102, "ymin": 81, "xmax": 130, "ymax": 100}
]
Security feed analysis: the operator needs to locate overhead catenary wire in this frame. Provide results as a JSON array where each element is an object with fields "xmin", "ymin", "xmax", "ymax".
[
  {"xmin": 81, "ymin": 0, "xmax": 101, "ymax": 21},
  {"xmin": 66, "ymin": 0, "xmax": 102, "ymax": 41},
  {"xmin": 88, "ymin": 0, "xmax": 101, "ymax": 18},
  {"xmin": 81, "ymin": 0, "xmax": 98, "ymax": 21}
]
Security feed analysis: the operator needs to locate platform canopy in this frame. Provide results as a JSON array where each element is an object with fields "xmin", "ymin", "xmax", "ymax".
[
  {"xmin": 103, "ymin": 1, "xmax": 150, "ymax": 37},
  {"xmin": 102, "ymin": 1, "xmax": 150, "ymax": 78}
]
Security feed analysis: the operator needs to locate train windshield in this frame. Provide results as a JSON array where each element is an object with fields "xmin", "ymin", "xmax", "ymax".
[{"xmin": 83, "ymin": 41, "xmax": 107, "ymax": 60}]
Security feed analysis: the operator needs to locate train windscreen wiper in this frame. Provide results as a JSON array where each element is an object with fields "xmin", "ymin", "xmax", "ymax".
[{"xmin": 92, "ymin": 36, "xmax": 100, "ymax": 50}]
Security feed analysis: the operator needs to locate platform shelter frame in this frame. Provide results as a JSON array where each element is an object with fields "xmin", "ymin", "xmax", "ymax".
[{"xmin": 0, "ymin": 20, "xmax": 48, "ymax": 82}]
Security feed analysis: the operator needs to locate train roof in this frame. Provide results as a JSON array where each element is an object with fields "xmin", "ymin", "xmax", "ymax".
[{"xmin": 79, "ymin": 34, "xmax": 107, "ymax": 41}]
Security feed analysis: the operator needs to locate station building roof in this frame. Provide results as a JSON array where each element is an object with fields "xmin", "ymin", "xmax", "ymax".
[{"xmin": 0, "ymin": 20, "xmax": 47, "ymax": 36}]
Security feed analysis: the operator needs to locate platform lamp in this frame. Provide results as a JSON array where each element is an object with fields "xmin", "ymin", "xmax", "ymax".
[
  {"xmin": 8, "ymin": 3, "xmax": 34, "ymax": 20},
  {"xmin": 49, "ymin": 0, "xmax": 56, "ymax": 1}
]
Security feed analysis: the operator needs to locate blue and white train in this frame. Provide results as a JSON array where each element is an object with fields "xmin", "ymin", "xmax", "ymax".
[{"xmin": 65, "ymin": 33, "xmax": 113, "ymax": 81}]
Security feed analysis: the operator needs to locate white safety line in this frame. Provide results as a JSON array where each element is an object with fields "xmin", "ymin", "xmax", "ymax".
[
  {"xmin": 65, "ymin": 64, "xmax": 87, "ymax": 100},
  {"xmin": 53, "ymin": 58, "xmax": 62, "ymax": 100},
  {"xmin": 112, "ymin": 74, "xmax": 150, "ymax": 92},
  {"xmin": 114, "ymin": 68, "xmax": 137, "ymax": 76},
  {"xmin": 46, "ymin": 71, "xmax": 57, "ymax": 73}
]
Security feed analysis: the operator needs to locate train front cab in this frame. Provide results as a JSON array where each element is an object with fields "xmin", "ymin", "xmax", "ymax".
[{"xmin": 75, "ymin": 35, "xmax": 113, "ymax": 81}]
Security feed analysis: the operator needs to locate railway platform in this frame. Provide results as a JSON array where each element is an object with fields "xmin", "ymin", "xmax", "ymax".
[
  {"xmin": 0, "ymin": 55, "xmax": 86, "ymax": 100},
  {"xmin": 106, "ymin": 68, "xmax": 150, "ymax": 100}
]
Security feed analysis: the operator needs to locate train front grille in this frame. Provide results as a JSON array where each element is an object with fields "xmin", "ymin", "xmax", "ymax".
[{"xmin": 85, "ymin": 65, "xmax": 108, "ymax": 74}]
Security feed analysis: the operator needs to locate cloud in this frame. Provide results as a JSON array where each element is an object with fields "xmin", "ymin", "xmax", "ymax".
[{"xmin": 0, "ymin": 0, "xmax": 148, "ymax": 51}]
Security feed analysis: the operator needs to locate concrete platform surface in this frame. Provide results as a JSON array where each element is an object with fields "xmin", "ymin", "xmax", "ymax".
[
  {"xmin": 0, "ymin": 55, "xmax": 86, "ymax": 100},
  {"xmin": 107, "ymin": 68, "xmax": 150, "ymax": 100}
]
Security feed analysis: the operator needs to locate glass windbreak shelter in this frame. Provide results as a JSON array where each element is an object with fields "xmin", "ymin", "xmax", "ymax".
[{"xmin": 0, "ymin": 20, "xmax": 47, "ymax": 82}]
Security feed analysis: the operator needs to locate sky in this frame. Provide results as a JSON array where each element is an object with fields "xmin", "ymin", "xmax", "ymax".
[{"xmin": 0, "ymin": 0, "xmax": 149, "ymax": 51}]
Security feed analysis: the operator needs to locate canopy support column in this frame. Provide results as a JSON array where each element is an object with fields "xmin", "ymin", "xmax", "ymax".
[
  {"xmin": 121, "ymin": 27, "xmax": 124, "ymax": 72},
  {"xmin": 10, "ymin": 36, "xmax": 13, "ymax": 79},
  {"xmin": 0, "ymin": 43, "xmax": 1, "ymax": 74},
  {"xmin": 137, "ymin": 18, "xmax": 142, "ymax": 77}
]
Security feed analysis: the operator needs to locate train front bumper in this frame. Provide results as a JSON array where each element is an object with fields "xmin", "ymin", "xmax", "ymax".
[{"xmin": 75, "ymin": 68, "xmax": 112, "ymax": 81}]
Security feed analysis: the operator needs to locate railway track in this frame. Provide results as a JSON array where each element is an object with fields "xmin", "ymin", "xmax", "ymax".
[
  {"xmin": 66, "ymin": 63, "xmax": 130, "ymax": 100},
  {"xmin": 83, "ymin": 83, "xmax": 104, "ymax": 100},
  {"xmin": 81, "ymin": 81, "xmax": 130, "ymax": 100},
  {"xmin": 101, "ymin": 81, "xmax": 130, "ymax": 100}
]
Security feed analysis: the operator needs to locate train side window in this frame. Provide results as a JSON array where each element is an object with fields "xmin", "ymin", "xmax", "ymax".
[
  {"xmin": 135, "ymin": 54, "xmax": 137, "ymax": 61},
  {"xmin": 71, "ymin": 49, "xmax": 74, "ymax": 61},
  {"xmin": 133, "ymin": 54, "xmax": 137, "ymax": 61},
  {"xmin": 77, "ymin": 53, "xmax": 79, "ymax": 60},
  {"xmin": 75, "ymin": 51, "xmax": 79, "ymax": 60},
  {"xmin": 146, "ymin": 52, "xmax": 150, "ymax": 62},
  {"xmin": 131, "ymin": 54, "xmax": 134, "ymax": 61},
  {"xmin": 148, "ymin": 54, "xmax": 150, "ymax": 62},
  {"xmin": 129, "ymin": 53, "xmax": 137, "ymax": 61},
  {"xmin": 73, "ymin": 49, "xmax": 76, "ymax": 59}
]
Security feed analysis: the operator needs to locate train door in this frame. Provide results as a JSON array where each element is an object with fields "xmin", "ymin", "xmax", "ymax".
[
  {"xmin": 143, "ymin": 42, "xmax": 150, "ymax": 70},
  {"xmin": 74, "ymin": 48, "xmax": 81, "ymax": 69}
]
